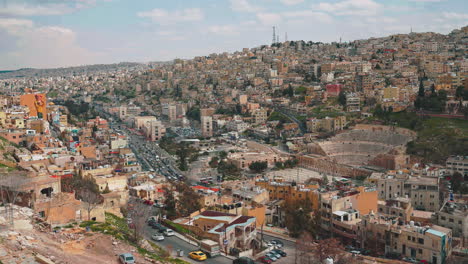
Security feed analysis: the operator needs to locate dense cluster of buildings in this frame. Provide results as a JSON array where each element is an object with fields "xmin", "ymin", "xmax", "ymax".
[{"xmin": 0, "ymin": 26, "xmax": 467, "ymax": 263}]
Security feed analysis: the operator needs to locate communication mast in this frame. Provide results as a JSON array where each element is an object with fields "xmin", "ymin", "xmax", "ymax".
[{"xmin": 272, "ymin": 26, "xmax": 276, "ymax": 44}]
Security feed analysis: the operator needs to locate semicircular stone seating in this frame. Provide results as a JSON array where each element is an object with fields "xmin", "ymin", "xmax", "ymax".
[{"xmin": 318, "ymin": 129, "xmax": 413, "ymax": 166}]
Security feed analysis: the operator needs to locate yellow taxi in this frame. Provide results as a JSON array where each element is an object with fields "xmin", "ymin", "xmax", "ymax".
[{"xmin": 188, "ymin": 250, "xmax": 207, "ymax": 261}]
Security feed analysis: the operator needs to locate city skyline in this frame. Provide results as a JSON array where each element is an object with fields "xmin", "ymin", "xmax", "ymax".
[{"xmin": 0, "ymin": 0, "xmax": 467, "ymax": 70}]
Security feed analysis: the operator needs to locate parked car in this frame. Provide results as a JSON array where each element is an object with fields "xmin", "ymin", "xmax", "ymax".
[
  {"xmin": 258, "ymin": 256, "xmax": 273, "ymax": 264},
  {"xmin": 118, "ymin": 253, "xmax": 135, "ymax": 264},
  {"xmin": 164, "ymin": 229, "xmax": 175, "ymax": 236},
  {"xmin": 188, "ymin": 250, "xmax": 207, "ymax": 261},
  {"xmin": 271, "ymin": 239, "xmax": 283, "ymax": 248},
  {"xmin": 272, "ymin": 249, "xmax": 287, "ymax": 257},
  {"xmin": 269, "ymin": 250, "xmax": 281, "ymax": 259},
  {"xmin": 233, "ymin": 257, "xmax": 255, "ymax": 264},
  {"xmin": 265, "ymin": 253, "xmax": 278, "ymax": 262},
  {"xmin": 151, "ymin": 234, "xmax": 165, "ymax": 241}
]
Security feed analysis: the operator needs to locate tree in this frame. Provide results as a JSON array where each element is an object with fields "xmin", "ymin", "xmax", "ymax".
[
  {"xmin": 209, "ymin": 157, "xmax": 219, "ymax": 168},
  {"xmin": 321, "ymin": 174, "xmax": 329, "ymax": 186},
  {"xmin": 162, "ymin": 186, "xmax": 177, "ymax": 220},
  {"xmin": 295, "ymin": 232, "xmax": 315, "ymax": 264},
  {"xmin": 338, "ymin": 91, "xmax": 346, "ymax": 106},
  {"xmin": 129, "ymin": 200, "xmax": 152, "ymax": 243},
  {"xmin": 218, "ymin": 151, "xmax": 228, "ymax": 159},
  {"xmin": 283, "ymin": 197, "xmax": 317, "ymax": 238},
  {"xmin": 249, "ymin": 161, "xmax": 268, "ymax": 173},
  {"xmin": 450, "ymin": 172, "xmax": 464, "ymax": 194},
  {"xmin": 175, "ymin": 183, "xmax": 202, "ymax": 217},
  {"xmin": 311, "ymin": 238, "xmax": 344, "ymax": 263},
  {"xmin": 80, "ymin": 188, "xmax": 103, "ymax": 221},
  {"xmin": 418, "ymin": 80, "xmax": 425, "ymax": 97}
]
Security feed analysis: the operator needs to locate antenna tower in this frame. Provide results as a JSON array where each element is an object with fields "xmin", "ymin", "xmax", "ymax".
[
  {"xmin": 285, "ymin": 32, "xmax": 288, "ymax": 42},
  {"xmin": 272, "ymin": 26, "xmax": 276, "ymax": 44}
]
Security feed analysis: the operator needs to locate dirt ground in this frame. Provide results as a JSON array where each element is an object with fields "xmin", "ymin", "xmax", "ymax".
[{"xmin": 0, "ymin": 227, "xmax": 159, "ymax": 264}]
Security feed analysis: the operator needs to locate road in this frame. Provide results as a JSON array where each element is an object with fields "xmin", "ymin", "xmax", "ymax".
[
  {"xmin": 143, "ymin": 224, "xmax": 232, "ymax": 264},
  {"xmin": 274, "ymin": 107, "xmax": 307, "ymax": 134}
]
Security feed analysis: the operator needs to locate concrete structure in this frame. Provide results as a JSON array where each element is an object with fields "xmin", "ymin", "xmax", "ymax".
[
  {"xmin": 346, "ymin": 93, "xmax": 360, "ymax": 112},
  {"xmin": 377, "ymin": 173, "xmax": 440, "ymax": 212},
  {"xmin": 227, "ymin": 151, "xmax": 285, "ymax": 170},
  {"xmin": 446, "ymin": 156, "xmax": 468, "ymax": 177},
  {"xmin": 360, "ymin": 214, "xmax": 452, "ymax": 264},
  {"xmin": 306, "ymin": 116, "xmax": 346, "ymax": 133},
  {"xmin": 201, "ymin": 115, "xmax": 213, "ymax": 138},
  {"xmin": 181, "ymin": 211, "xmax": 258, "ymax": 253},
  {"xmin": 434, "ymin": 199, "xmax": 467, "ymax": 245},
  {"xmin": 252, "ymin": 108, "xmax": 267, "ymax": 125}
]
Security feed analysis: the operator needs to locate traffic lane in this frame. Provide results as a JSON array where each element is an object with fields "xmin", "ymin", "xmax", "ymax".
[
  {"xmin": 144, "ymin": 225, "xmax": 232, "ymax": 264},
  {"xmin": 262, "ymin": 234, "xmax": 295, "ymax": 249}
]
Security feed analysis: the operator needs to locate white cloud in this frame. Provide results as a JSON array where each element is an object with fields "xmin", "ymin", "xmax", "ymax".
[
  {"xmin": 0, "ymin": 18, "xmax": 33, "ymax": 29},
  {"xmin": 409, "ymin": 0, "xmax": 445, "ymax": 2},
  {"xmin": 280, "ymin": 0, "xmax": 304, "ymax": 6},
  {"xmin": 313, "ymin": 0, "xmax": 381, "ymax": 16},
  {"xmin": 230, "ymin": 0, "xmax": 262, "ymax": 13},
  {"xmin": 0, "ymin": 0, "xmax": 111, "ymax": 16},
  {"xmin": 0, "ymin": 3, "xmax": 73, "ymax": 16},
  {"xmin": 256, "ymin": 13, "xmax": 282, "ymax": 25},
  {"xmin": 208, "ymin": 25, "xmax": 240, "ymax": 36},
  {"xmin": 282, "ymin": 10, "xmax": 333, "ymax": 23},
  {"xmin": 137, "ymin": 8, "xmax": 204, "ymax": 24},
  {"xmin": 0, "ymin": 20, "xmax": 100, "ymax": 69},
  {"xmin": 442, "ymin": 12, "xmax": 468, "ymax": 20}
]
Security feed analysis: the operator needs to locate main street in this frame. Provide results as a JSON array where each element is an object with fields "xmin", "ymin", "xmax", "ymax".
[{"xmin": 143, "ymin": 223, "xmax": 232, "ymax": 264}]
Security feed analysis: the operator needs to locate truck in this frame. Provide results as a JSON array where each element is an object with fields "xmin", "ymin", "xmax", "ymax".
[{"xmin": 200, "ymin": 239, "xmax": 220, "ymax": 258}]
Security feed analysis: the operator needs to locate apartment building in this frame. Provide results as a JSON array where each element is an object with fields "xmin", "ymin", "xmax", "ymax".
[
  {"xmin": 252, "ymin": 108, "xmax": 267, "ymax": 125},
  {"xmin": 377, "ymin": 172, "xmax": 440, "ymax": 212},
  {"xmin": 306, "ymin": 116, "xmax": 346, "ymax": 133},
  {"xmin": 320, "ymin": 186, "xmax": 378, "ymax": 234},
  {"xmin": 446, "ymin": 156, "xmax": 468, "ymax": 177},
  {"xmin": 346, "ymin": 93, "xmax": 360, "ymax": 112},
  {"xmin": 201, "ymin": 115, "xmax": 213, "ymax": 138},
  {"xmin": 360, "ymin": 214, "xmax": 452, "ymax": 264},
  {"xmin": 434, "ymin": 200, "xmax": 467, "ymax": 244}
]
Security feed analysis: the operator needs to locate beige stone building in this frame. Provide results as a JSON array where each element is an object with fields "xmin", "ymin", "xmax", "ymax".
[{"xmin": 360, "ymin": 214, "xmax": 452, "ymax": 264}]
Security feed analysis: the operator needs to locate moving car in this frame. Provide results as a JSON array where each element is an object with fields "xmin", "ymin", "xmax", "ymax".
[
  {"xmin": 151, "ymin": 234, "xmax": 165, "ymax": 241},
  {"xmin": 164, "ymin": 229, "xmax": 175, "ymax": 236},
  {"xmin": 188, "ymin": 250, "xmax": 207, "ymax": 261},
  {"xmin": 119, "ymin": 253, "xmax": 135, "ymax": 264}
]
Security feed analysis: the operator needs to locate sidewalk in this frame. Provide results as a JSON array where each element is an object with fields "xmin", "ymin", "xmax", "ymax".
[{"xmin": 261, "ymin": 226, "xmax": 296, "ymax": 243}]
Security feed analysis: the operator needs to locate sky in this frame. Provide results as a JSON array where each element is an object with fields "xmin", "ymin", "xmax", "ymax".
[{"xmin": 0, "ymin": 0, "xmax": 467, "ymax": 70}]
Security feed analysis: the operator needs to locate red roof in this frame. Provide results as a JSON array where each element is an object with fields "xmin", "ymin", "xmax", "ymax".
[
  {"xmin": 192, "ymin": 185, "xmax": 220, "ymax": 192},
  {"xmin": 200, "ymin": 211, "xmax": 236, "ymax": 217}
]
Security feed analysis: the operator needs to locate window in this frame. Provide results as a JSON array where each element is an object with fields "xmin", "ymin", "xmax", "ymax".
[
  {"xmin": 459, "ymin": 220, "xmax": 462, "ymax": 225},
  {"xmin": 418, "ymin": 238, "xmax": 424, "ymax": 244},
  {"xmin": 449, "ymin": 218, "xmax": 454, "ymax": 223},
  {"xmin": 407, "ymin": 236, "xmax": 411, "ymax": 241},
  {"xmin": 418, "ymin": 249, "xmax": 422, "ymax": 254},
  {"xmin": 441, "ymin": 216, "xmax": 446, "ymax": 221}
]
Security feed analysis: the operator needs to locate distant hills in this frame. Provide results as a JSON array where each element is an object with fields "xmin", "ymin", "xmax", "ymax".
[{"xmin": 0, "ymin": 62, "xmax": 149, "ymax": 79}]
